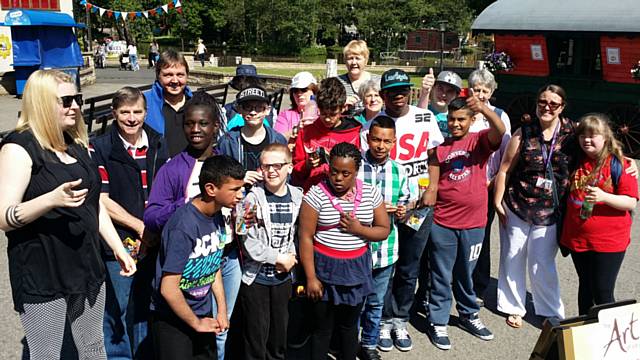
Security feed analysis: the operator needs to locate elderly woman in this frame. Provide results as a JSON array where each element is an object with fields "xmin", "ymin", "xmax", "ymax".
[
  {"xmin": 337, "ymin": 40, "xmax": 381, "ymax": 115},
  {"xmin": 355, "ymin": 79, "xmax": 383, "ymax": 124},
  {"xmin": 467, "ymin": 69, "xmax": 512, "ymax": 302},
  {"xmin": 274, "ymin": 71, "xmax": 319, "ymax": 140},
  {"xmin": 0, "ymin": 70, "xmax": 136, "ymax": 358}
]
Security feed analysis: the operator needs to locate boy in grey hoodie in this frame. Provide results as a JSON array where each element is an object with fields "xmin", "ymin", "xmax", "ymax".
[{"xmin": 239, "ymin": 143, "xmax": 303, "ymax": 360}]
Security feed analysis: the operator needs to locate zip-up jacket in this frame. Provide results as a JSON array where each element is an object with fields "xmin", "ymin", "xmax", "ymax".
[
  {"xmin": 216, "ymin": 125, "xmax": 287, "ymax": 166},
  {"xmin": 90, "ymin": 124, "xmax": 168, "ymax": 257},
  {"xmin": 241, "ymin": 183, "xmax": 303, "ymax": 285}
]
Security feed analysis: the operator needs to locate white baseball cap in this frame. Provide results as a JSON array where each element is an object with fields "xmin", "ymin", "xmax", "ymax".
[{"xmin": 290, "ymin": 72, "xmax": 317, "ymax": 89}]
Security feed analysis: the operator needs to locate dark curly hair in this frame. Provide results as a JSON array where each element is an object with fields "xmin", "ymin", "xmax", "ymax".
[
  {"xmin": 184, "ymin": 90, "xmax": 222, "ymax": 126},
  {"xmin": 316, "ymin": 77, "xmax": 347, "ymax": 111},
  {"xmin": 329, "ymin": 142, "xmax": 362, "ymax": 169},
  {"xmin": 447, "ymin": 97, "xmax": 473, "ymax": 116},
  {"xmin": 199, "ymin": 155, "xmax": 245, "ymax": 193}
]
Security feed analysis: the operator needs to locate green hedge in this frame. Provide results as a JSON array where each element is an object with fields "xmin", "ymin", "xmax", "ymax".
[{"xmin": 299, "ymin": 46, "xmax": 327, "ymax": 63}]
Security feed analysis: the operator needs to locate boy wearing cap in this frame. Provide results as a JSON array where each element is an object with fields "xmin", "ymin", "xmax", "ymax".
[
  {"xmin": 225, "ymin": 65, "xmax": 276, "ymax": 130},
  {"xmin": 417, "ymin": 71, "xmax": 463, "ymax": 138},
  {"xmin": 218, "ymin": 85, "xmax": 287, "ymax": 187},
  {"xmin": 361, "ymin": 69, "xmax": 443, "ymax": 352}
]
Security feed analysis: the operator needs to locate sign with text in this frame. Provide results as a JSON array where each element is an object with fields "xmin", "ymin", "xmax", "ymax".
[{"xmin": 597, "ymin": 303, "xmax": 640, "ymax": 359}]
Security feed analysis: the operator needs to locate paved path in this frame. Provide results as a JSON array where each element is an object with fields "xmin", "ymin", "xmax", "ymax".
[{"xmin": 2, "ymin": 213, "xmax": 640, "ymax": 359}]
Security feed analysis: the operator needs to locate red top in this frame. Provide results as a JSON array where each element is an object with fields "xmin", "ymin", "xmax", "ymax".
[
  {"xmin": 291, "ymin": 118, "xmax": 362, "ymax": 192},
  {"xmin": 434, "ymin": 130, "xmax": 497, "ymax": 229},
  {"xmin": 560, "ymin": 156, "xmax": 638, "ymax": 253}
]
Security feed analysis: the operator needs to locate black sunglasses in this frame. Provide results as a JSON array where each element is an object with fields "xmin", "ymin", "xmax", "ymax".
[{"xmin": 60, "ymin": 94, "xmax": 83, "ymax": 108}]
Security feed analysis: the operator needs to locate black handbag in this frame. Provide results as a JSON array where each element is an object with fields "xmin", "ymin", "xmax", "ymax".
[{"xmin": 547, "ymin": 163, "xmax": 570, "ymax": 257}]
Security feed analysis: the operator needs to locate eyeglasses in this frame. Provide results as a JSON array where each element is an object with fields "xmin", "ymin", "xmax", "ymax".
[
  {"xmin": 59, "ymin": 94, "xmax": 83, "ymax": 108},
  {"xmin": 259, "ymin": 162, "xmax": 289, "ymax": 172},
  {"xmin": 537, "ymin": 99, "xmax": 563, "ymax": 111},
  {"xmin": 240, "ymin": 103, "xmax": 268, "ymax": 112}
]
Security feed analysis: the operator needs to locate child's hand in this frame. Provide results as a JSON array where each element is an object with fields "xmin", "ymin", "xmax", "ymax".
[
  {"xmin": 466, "ymin": 92, "xmax": 486, "ymax": 114},
  {"xmin": 585, "ymin": 185, "xmax": 607, "ymax": 203},
  {"xmin": 306, "ymin": 277, "xmax": 324, "ymax": 302},
  {"xmin": 193, "ymin": 317, "xmax": 221, "ymax": 333},
  {"xmin": 339, "ymin": 211, "xmax": 361, "ymax": 234},
  {"xmin": 624, "ymin": 157, "xmax": 638, "ymax": 177},
  {"xmin": 384, "ymin": 202, "xmax": 398, "ymax": 214},
  {"xmin": 421, "ymin": 68, "xmax": 435, "ymax": 94},
  {"xmin": 216, "ymin": 312, "xmax": 229, "ymax": 334},
  {"xmin": 395, "ymin": 204, "xmax": 407, "ymax": 219},
  {"xmin": 276, "ymin": 253, "xmax": 298, "ymax": 273},
  {"xmin": 243, "ymin": 206, "xmax": 257, "ymax": 228},
  {"xmin": 420, "ymin": 189, "xmax": 437, "ymax": 207},
  {"xmin": 306, "ymin": 154, "xmax": 321, "ymax": 169},
  {"xmin": 244, "ymin": 171, "xmax": 263, "ymax": 185}
]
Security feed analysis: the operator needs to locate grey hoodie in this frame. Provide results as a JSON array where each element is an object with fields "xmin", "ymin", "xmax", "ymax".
[{"xmin": 240, "ymin": 183, "xmax": 303, "ymax": 285}]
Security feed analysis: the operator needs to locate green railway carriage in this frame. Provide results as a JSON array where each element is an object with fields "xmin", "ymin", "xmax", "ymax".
[{"xmin": 472, "ymin": 0, "xmax": 640, "ymax": 156}]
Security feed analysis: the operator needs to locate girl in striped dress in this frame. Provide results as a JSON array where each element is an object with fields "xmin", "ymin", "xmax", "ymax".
[{"xmin": 298, "ymin": 142, "xmax": 390, "ymax": 360}]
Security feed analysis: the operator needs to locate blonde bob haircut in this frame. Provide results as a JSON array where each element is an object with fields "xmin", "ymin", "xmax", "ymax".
[
  {"xmin": 343, "ymin": 40, "xmax": 370, "ymax": 63},
  {"xmin": 16, "ymin": 70, "xmax": 88, "ymax": 151}
]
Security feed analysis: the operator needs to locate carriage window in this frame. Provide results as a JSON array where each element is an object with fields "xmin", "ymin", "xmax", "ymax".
[{"xmin": 548, "ymin": 36, "xmax": 601, "ymax": 78}]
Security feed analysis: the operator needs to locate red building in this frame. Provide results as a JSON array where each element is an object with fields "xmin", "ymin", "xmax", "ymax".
[{"xmin": 405, "ymin": 29, "xmax": 458, "ymax": 52}]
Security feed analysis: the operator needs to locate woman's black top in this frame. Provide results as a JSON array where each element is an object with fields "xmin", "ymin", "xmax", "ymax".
[{"xmin": 2, "ymin": 130, "xmax": 105, "ymax": 312}]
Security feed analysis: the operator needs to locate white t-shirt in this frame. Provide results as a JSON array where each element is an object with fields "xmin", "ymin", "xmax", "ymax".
[
  {"xmin": 468, "ymin": 103, "xmax": 511, "ymax": 181},
  {"xmin": 127, "ymin": 45, "xmax": 137, "ymax": 56},
  {"xmin": 361, "ymin": 105, "xmax": 444, "ymax": 201}
]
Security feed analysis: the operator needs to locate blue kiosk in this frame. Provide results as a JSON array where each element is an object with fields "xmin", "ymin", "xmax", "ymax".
[{"xmin": 1, "ymin": 9, "xmax": 84, "ymax": 96}]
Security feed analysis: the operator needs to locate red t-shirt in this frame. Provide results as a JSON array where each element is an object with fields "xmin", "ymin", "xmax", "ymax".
[
  {"xmin": 434, "ymin": 130, "xmax": 497, "ymax": 229},
  {"xmin": 560, "ymin": 156, "xmax": 638, "ymax": 252},
  {"xmin": 291, "ymin": 118, "xmax": 362, "ymax": 192}
]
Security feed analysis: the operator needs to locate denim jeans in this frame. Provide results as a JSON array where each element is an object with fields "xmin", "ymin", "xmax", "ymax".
[
  {"xmin": 381, "ymin": 206, "xmax": 433, "ymax": 329},
  {"xmin": 428, "ymin": 223, "xmax": 484, "ymax": 325},
  {"xmin": 360, "ymin": 265, "xmax": 395, "ymax": 348},
  {"xmin": 104, "ymin": 259, "xmax": 150, "ymax": 360},
  {"xmin": 211, "ymin": 248, "xmax": 242, "ymax": 360}
]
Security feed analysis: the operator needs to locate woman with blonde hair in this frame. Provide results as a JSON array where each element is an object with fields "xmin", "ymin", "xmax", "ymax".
[
  {"xmin": 0, "ymin": 70, "xmax": 136, "ymax": 359},
  {"xmin": 560, "ymin": 113, "xmax": 637, "ymax": 315},
  {"xmin": 337, "ymin": 40, "xmax": 381, "ymax": 115}
]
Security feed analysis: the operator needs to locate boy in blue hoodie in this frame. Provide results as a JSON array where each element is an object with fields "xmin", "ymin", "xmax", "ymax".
[{"xmin": 217, "ymin": 85, "xmax": 287, "ymax": 187}]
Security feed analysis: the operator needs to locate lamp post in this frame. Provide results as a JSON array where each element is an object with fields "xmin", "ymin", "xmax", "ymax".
[
  {"xmin": 222, "ymin": 41, "xmax": 227, "ymax": 67},
  {"xmin": 438, "ymin": 20, "xmax": 447, "ymax": 72}
]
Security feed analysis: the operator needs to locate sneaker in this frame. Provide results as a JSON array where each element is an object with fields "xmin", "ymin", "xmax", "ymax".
[
  {"xmin": 393, "ymin": 328, "xmax": 413, "ymax": 351},
  {"xmin": 458, "ymin": 313, "xmax": 494, "ymax": 340},
  {"xmin": 357, "ymin": 346, "xmax": 382, "ymax": 360},
  {"xmin": 377, "ymin": 328, "xmax": 393, "ymax": 352},
  {"xmin": 427, "ymin": 323, "xmax": 451, "ymax": 350}
]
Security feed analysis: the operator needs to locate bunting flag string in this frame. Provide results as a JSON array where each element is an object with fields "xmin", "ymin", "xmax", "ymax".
[{"xmin": 79, "ymin": 0, "xmax": 183, "ymax": 21}]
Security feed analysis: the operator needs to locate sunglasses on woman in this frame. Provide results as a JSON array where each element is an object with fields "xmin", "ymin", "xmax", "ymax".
[
  {"xmin": 537, "ymin": 99, "xmax": 563, "ymax": 111},
  {"xmin": 59, "ymin": 94, "xmax": 84, "ymax": 108}
]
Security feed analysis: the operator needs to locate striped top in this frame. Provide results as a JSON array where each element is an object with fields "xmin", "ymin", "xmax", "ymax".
[
  {"xmin": 358, "ymin": 152, "xmax": 410, "ymax": 268},
  {"xmin": 304, "ymin": 181, "xmax": 383, "ymax": 252}
]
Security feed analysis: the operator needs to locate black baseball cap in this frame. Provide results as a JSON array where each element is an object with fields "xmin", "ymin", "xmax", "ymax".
[
  {"xmin": 236, "ymin": 85, "xmax": 269, "ymax": 104},
  {"xmin": 380, "ymin": 69, "xmax": 412, "ymax": 90}
]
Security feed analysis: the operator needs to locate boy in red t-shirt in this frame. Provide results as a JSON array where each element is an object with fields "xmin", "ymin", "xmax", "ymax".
[
  {"xmin": 291, "ymin": 77, "xmax": 362, "ymax": 192},
  {"xmin": 425, "ymin": 96, "xmax": 505, "ymax": 350}
]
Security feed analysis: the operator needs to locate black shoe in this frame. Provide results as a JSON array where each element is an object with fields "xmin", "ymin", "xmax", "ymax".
[
  {"xmin": 357, "ymin": 346, "xmax": 381, "ymax": 360},
  {"xmin": 426, "ymin": 323, "xmax": 451, "ymax": 350},
  {"xmin": 458, "ymin": 313, "xmax": 494, "ymax": 340}
]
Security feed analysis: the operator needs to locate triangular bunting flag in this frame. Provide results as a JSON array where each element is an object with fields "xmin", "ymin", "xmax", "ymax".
[
  {"xmin": 86, "ymin": 3, "xmax": 92, "ymax": 9},
  {"xmin": 122, "ymin": 14, "xmax": 126, "ymax": 22},
  {"xmin": 176, "ymin": 7, "xmax": 182, "ymax": 13},
  {"xmin": 107, "ymin": 10, "xmax": 113, "ymax": 17},
  {"xmin": 114, "ymin": 11, "xmax": 121, "ymax": 19},
  {"xmin": 99, "ymin": 8, "xmax": 105, "ymax": 16},
  {"xmin": 161, "ymin": 4, "xmax": 169, "ymax": 13},
  {"xmin": 129, "ymin": 12, "xmax": 136, "ymax": 20},
  {"xmin": 142, "ymin": 11, "xmax": 149, "ymax": 18},
  {"xmin": 80, "ymin": 0, "xmax": 86, "ymax": 5},
  {"xmin": 149, "ymin": 9, "xmax": 157, "ymax": 16},
  {"xmin": 175, "ymin": 0, "xmax": 181, "ymax": 7},
  {"xmin": 156, "ymin": 7, "xmax": 163, "ymax": 14},
  {"xmin": 136, "ymin": 12, "xmax": 142, "ymax": 17},
  {"xmin": 168, "ymin": 2, "xmax": 174, "ymax": 9},
  {"xmin": 91, "ymin": 6, "xmax": 98, "ymax": 13}
]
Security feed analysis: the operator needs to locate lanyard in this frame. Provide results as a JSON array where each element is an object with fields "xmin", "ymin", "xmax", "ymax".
[{"xmin": 540, "ymin": 121, "xmax": 560, "ymax": 171}]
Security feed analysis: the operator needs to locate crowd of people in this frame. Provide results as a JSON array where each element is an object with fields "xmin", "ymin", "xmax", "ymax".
[{"xmin": 0, "ymin": 39, "xmax": 637, "ymax": 360}]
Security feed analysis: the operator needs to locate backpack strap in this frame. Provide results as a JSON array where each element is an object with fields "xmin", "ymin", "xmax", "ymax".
[{"xmin": 610, "ymin": 155, "xmax": 622, "ymax": 190}]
